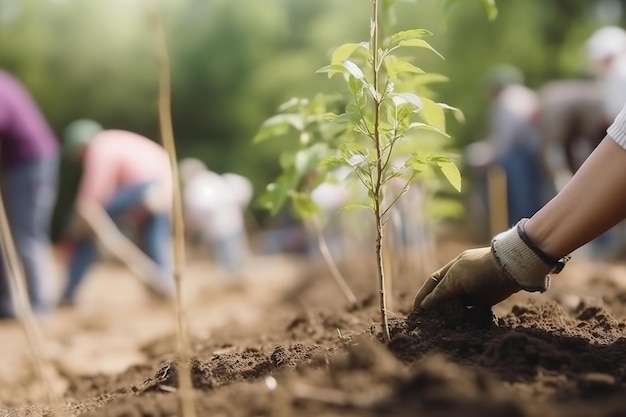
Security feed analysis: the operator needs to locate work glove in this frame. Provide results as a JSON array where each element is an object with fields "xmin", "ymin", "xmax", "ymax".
[{"xmin": 413, "ymin": 219, "xmax": 568, "ymax": 309}]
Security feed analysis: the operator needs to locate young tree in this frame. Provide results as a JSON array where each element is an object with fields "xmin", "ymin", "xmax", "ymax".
[{"xmin": 254, "ymin": 0, "xmax": 496, "ymax": 342}]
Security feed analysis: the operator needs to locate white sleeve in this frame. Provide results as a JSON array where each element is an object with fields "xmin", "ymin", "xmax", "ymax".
[{"xmin": 607, "ymin": 104, "xmax": 626, "ymax": 149}]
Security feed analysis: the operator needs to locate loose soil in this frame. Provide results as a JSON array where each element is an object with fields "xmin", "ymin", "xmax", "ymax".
[{"xmin": 3, "ymin": 240, "xmax": 626, "ymax": 417}]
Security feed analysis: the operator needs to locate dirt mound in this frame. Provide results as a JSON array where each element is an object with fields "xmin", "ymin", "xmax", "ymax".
[
  {"xmin": 69, "ymin": 297, "xmax": 626, "ymax": 417},
  {"xmin": 6, "ymin": 253, "xmax": 626, "ymax": 417}
]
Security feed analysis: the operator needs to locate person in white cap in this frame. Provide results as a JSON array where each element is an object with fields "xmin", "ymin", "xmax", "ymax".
[
  {"xmin": 586, "ymin": 25, "xmax": 626, "ymax": 122},
  {"xmin": 413, "ymin": 101, "xmax": 626, "ymax": 309},
  {"xmin": 179, "ymin": 158, "xmax": 253, "ymax": 283}
]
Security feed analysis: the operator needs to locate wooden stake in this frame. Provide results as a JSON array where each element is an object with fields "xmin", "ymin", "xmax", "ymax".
[
  {"xmin": 0, "ymin": 194, "xmax": 63, "ymax": 416},
  {"xmin": 487, "ymin": 166, "xmax": 508, "ymax": 235},
  {"xmin": 310, "ymin": 215, "xmax": 357, "ymax": 307},
  {"xmin": 148, "ymin": 4, "xmax": 196, "ymax": 417}
]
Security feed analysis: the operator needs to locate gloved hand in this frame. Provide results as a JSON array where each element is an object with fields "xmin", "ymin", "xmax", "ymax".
[{"xmin": 413, "ymin": 219, "xmax": 565, "ymax": 310}]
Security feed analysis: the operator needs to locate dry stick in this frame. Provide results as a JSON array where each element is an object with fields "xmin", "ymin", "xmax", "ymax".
[
  {"xmin": 149, "ymin": 6, "xmax": 196, "ymax": 417},
  {"xmin": 487, "ymin": 165, "xmax": 509, "ymax": 236},
  {"xmin": 310, "ymin": 215, "xmax": 357, "ymax": 307},
  {"xmin": 78, "ymin": 203, "xmax": 169, "ymax": 293},
  {"xmin": 0, "ymin": 195, "xmax": 63, "ymax": 416}
]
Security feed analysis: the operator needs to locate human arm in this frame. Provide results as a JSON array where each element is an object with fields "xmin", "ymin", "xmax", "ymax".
[
  {"xmin": 526, "ymin": 137, "xmax": 626, "ymax": 259},
  {"xmin": 73, "ymin": 200, "xmax": 172, "ymax": 297},
  {"xmin": 414, "ymin": 107, "xmax": 626, "ymax": 309}
]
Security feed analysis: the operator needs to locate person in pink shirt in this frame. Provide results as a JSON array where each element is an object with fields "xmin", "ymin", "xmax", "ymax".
[{"xmin": 58, "ymin": 120, "xmax": 174, "ymax": 305}]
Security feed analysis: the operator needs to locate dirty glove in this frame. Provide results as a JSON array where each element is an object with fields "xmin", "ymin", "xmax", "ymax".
[{"xmin": 413, "ymin": 219, "xmax": 568, "ymax": 309}]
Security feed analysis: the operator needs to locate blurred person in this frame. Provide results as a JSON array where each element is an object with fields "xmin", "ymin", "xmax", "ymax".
[
  {"xmin": 536, "ymin": 26, "xmax": 626, "ymax": 183},
  {"xmin": 0, "ymin": 69, "xmax": 59, "ymax": 318},
  {"xmin": 534, "ymin": 79, "xmax": 626, "ymax": 260},
  {"xmin": 536, "ymin": 78, "xmax": 605, "ymax": 185},
  {"xmin": 413, "ymin": 102, "xmax": 626, "ymax": 311},
  {"xmin": 586, "ymin": 26, "xmax": 626, "ymax": 123},
  {"xmin": 58, "ymin": 120, "xmax": 174, "ymax": 305},
  {"xmin": 179, "ymin": 158, "xmax": 253, "ymax": 283},
  {"xmin": 467, "ymin": 65, "xmax": 546, "ymax": 230}
]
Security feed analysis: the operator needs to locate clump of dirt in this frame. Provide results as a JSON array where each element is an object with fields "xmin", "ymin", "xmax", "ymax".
[
  {"xmin": 136, "ymin": 343, "xmax": 327, "ymax": 394},
  {"xmin": 388, "ymin": 299, "xmax": 626, "ymax": 411}
]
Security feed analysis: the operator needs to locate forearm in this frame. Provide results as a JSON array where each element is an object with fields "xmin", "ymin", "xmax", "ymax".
[{"xmin": 525, "ymin": 137, "xmax": 626, "ymax": 258}]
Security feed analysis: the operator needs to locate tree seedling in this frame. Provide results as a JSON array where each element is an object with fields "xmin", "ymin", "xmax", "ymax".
[{"xmin": 253, "ymin": 0, "xmax": 503, "ymax": 342}]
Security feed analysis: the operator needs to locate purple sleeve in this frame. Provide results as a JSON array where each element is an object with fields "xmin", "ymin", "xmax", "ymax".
[{"xmin": 0, "ymin": 71, "xmax": 59, "ymax": 168}]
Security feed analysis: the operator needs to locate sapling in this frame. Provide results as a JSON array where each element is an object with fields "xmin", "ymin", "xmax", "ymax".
[{"xmin": 255, "ymin": 0, "xmax": 498, "ymax": 341}]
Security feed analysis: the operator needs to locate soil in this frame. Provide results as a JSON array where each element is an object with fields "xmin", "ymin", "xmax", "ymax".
[{"xmin": 3, "ymin": 240, "xmax": 626, "ymax": 417}]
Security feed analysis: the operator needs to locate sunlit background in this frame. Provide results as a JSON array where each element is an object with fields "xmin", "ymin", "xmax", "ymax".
[{"xmin": 1, "ymin": 0, "xmax": 624, "ymax": 239}]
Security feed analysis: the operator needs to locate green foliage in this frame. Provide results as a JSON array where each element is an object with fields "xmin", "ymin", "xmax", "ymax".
[
  {"xmin": 254, "ymin": 0, "xmax": 463, "ymax": 222},
  {"xmin": 2, "ymin": 0, "xmax": 621, "ymax": 237}
]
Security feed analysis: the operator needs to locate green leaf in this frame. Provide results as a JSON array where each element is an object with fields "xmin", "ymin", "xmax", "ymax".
[
  {"xmin": 294, "ymin": 143, "xmax": 330, "ymax": 175},
  {"xmin": 290, "ymin": 191, "xmax": 320, "ymax": 220},
  {"xmin": 316, "ymin": 64, "xmax": 350, "ymax": 79},
  {"xmin": 410, "ymin": 73, "xmax": 449, "ymax": 86},
  {"xmin": 259, "ymin": 171, "xmax": 299, "ymax": 215},
  {"xmin": 340, "ymin": 203, "xmax": 373, "ymax": 213},
  {"xmin": 391, "ymin": 93, "xmax": 423, "ymax": 111},
  {"xmin": 253, "ymin": 114, "xmax": 303, "ymax": 143},
  {"xmin": 343, "ymin": 60, "xmax": 365, "ymax": 79},
  {"xmin": 390, "ymin": 29, "xmax": 432, "ymax": 45},
  {"xmin": 277, "ymin": 97, "xmax": 303, "ymax": 113},
  {"xmin": 384, "ymin": 55, "xmax": 424, "ymax": 81},
  {"xmin": 348, "ymin": 75, "xmax": 364, "ymax": 98},
  {"xmin": 394, "ymin": 60, "xmax": 424, "ymax": 75},
  {"xmin": 407, "ymin": 122, "xmax": 450, "ymax": 138},
  {"xmin": 398, "ymin": 39, "xmax": 444, "ymax": 60},
  {"xmin": 279, "ymin": 152, "xmax": 295, "ymax": 170},
  {"xmin": 320, "ymin": 154, "xmax": 349, "ymax": 169},
  {"xmin": 431, "ymin": 156, "xmax": 462, "ymax": 192},
  {"xmin": 420, "ymin": 98, "xmax": 446, "ymax": 132},
  {"xmin": 340, "ymin": 142, "xmax": 370, "ymax": 167},
  {"xmin": 437, "ymin": 102, "xmax": 466, "ymax": 123},
  {"xmin": 330, "ymin": 42, "xmax": 368, "ymax": 67}
]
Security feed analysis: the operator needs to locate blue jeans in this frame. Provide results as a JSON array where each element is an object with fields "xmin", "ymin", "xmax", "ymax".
[
  {"xmin": 61, "ymin": 182, "xmax": 172, "ymax": 302},
  {"xmin": 213, "ymin": 231, "xmax": 248, "ymax": 273},
  {"xmin": 0, "ymin": 156, "xmax": 59, "ymax": 317},
  {"xmin": 501, "ymin": 146, "xmax": 544, "ymax": 225}
]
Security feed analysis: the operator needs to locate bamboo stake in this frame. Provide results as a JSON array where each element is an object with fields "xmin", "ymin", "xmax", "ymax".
[
  {"xmin": 309, "ymin": 215, "xmax": 357, "ymax": 307},
  {"xmin": 0, "ymin": 194, "xmax": 63, "ymax": 416},
  {"xmin": 148, "ymin": 4, "xmax": 196, "ymax": 417},
  {"xmin": 487, "ymin": 165, "xmax": 508, "ymax": 235}
]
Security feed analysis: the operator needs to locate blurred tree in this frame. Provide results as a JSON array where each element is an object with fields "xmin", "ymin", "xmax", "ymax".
[{"xmin": 1, "ymin": 0, "xmax": 625, "ymax": 237}]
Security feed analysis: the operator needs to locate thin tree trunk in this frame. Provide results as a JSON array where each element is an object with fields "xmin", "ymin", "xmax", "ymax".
[{"xmin": 371, "ymin": 0, "xmax": 391, "ymax": 343}]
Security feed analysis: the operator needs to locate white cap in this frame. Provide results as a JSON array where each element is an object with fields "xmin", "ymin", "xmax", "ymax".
[
  {"xmin": 586, "ymin": 26, "xmax": 626, "ymax": 62},
  {"xmin": 178, "ymin": 157, "xmax": 207, "ymax": 184}
]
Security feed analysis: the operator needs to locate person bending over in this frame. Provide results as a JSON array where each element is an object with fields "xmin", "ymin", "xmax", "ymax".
[{"xmin": 59, "ymin": 120, "xmax": 174, "ymax": 305}]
